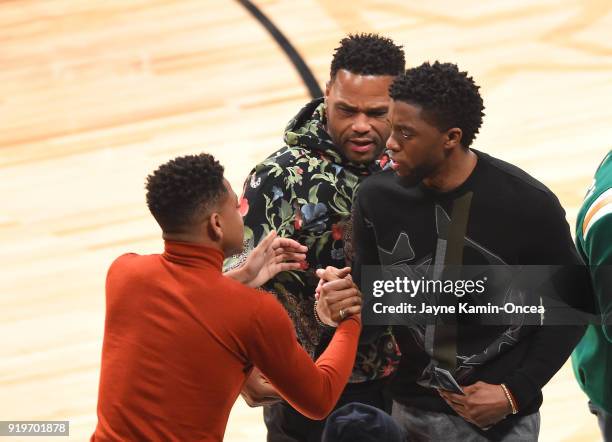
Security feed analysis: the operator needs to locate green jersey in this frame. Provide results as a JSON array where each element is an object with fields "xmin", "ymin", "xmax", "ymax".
[{"xmin": 572, "ymin": 150, "xmax": 612, "ymax": 412}]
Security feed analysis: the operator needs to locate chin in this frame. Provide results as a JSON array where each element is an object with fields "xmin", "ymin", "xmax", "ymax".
[{"xmin": 346, "ymin": 152, "xmax": 378, "ymax": 166}]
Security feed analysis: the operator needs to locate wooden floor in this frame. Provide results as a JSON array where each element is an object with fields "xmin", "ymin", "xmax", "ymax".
[{"xmin": 1, "ymin": 1, "xmax": 611, "ymax": 440}]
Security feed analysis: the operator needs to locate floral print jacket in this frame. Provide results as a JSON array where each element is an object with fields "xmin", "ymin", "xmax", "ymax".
[{"xmin": 225, "ymin": 98, "xmax": 399, "ymax": 382}]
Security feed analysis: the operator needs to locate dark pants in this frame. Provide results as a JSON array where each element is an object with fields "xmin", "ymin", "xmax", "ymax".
[
  {"xmin": 589, "ymin": 401, "xmax": 612, "ymax": 442},
  {"xmin": 263, "ymin": 378, "xmax": 391, "ymax": 442},
  {"xmin": 392, "ymin": 401, "xmax": 540, "ymax": 442}
]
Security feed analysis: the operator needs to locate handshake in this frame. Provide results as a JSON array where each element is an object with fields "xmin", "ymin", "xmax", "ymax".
[
  {"xmin": 226, "ymin": 232, "xmax": 362, "ymax": 325},
  {"xmin": 314, "ymin": 266, "xmax": 363, "ymax": 327},
  {"xmin": 241, "ymin": 266, "xmax": 362, "ymax": 408}
]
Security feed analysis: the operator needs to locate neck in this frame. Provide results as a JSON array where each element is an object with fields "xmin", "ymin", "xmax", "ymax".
[
  {"xmin": 162, "ymin": 232, "xmax": 223, "ymax": 252},
  {"xmin": 422, "ymin": 148, "xmax": 477, "ymax": 192}
]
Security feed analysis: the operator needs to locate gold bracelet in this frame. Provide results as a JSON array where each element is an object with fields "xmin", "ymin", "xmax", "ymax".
[{"xmin": 501, "ymin": 383, "xmax": 518, "ymax": 415}]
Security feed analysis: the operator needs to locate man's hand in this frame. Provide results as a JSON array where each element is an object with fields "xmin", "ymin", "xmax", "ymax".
[
  {"xmin": 314, "ymin": 266, "xmax": 362, "ymax": 326},
  {"xmin": 438, "ymin": 381, "xmax": 513, "ymax": 429},
  {"xmin": 240, "ymin": 367, "xmax": 282, "ymax": 407},
  {"xmin": 228, "ymin": 231, "xmax": 307, "ymax": 288}
]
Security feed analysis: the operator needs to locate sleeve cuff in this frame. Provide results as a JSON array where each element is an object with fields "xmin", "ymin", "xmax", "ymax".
[{"xmin": 503, "ymin": 371, "xmax": 539, "ymax": 412}]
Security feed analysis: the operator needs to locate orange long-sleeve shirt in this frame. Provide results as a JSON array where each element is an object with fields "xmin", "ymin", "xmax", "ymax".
[{"xmin": 91, "ymin": 241, "xmax": 361, "ymax": 441}]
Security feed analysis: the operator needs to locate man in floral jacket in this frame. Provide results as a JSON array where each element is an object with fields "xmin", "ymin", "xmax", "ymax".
[{"xmin": 225, "ymin": 34, "xmax": 405, "ymax": 441}]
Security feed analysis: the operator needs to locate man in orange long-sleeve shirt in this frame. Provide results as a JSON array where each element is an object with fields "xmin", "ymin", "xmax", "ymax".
[{"xmin": 91, "ymin": 153, "xmax": 363, "ymax": 441}]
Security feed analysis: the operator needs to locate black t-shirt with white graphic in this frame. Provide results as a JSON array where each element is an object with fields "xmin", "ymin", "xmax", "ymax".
[{"xmin": 352, "ymin": 149, "xmax": 586, "ymax": 418}]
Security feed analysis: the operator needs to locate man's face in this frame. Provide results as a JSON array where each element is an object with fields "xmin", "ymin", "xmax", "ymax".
[
  {"xmin": 217, "ymin": 179, "xmax": 245, "ymax": 257},
  {"xmin": 325, "ymin": 70, "xmax": 395, "ymax": 165},
  {"xmin": 385, "ymin": 100, "xmax": 448, "ymax": 184}
]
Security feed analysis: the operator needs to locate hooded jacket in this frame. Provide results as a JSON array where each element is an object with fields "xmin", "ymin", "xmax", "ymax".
[{"xmin": 225, "ymin": 98, "xmax": 398, "ymax": 382}]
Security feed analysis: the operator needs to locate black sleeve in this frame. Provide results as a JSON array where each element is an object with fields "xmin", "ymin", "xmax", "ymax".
[
  {"xmin": 350, "ymin": 187, "xmax": 382, "ymax": 289},
  {"xmin": 504, "ymin": 193, "xmax": 587, "ymax": 410},
  {"xmin": 351, "ymin": 187, "xmax": 388, "ymax": 345}
]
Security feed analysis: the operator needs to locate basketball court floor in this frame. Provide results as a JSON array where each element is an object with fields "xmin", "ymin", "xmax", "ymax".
[{"xmin": 1, "ymin": 1, "xmax": 611, "ymax": 440}]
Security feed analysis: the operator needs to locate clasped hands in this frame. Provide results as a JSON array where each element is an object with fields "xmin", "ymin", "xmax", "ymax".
[
  {"xmin": 241, "ymin": 265, "xmax": 361, "ymax": 407},
  {"xmin": 314, "ymin": 266, "xmax": 362, "ymax": 326}
]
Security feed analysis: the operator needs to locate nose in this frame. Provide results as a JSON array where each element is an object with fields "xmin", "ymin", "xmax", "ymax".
[
  {"xmin": 386, "ymin": 134, "xmax": 400, "ymax": 152},
  {"xmin": 351, "ymin": 113, "xmax": 371, "ymax": 134}
]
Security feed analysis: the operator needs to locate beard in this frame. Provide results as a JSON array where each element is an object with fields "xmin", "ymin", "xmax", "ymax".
[{"xmin": 341, "ymin": 141, "xmax": 385, "ymax": 165}]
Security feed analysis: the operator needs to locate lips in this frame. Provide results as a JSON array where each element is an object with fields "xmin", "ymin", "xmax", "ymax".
[
  {"xmin": 385, "ymin": 150, "xmax": 401, "ymax": 171},
  {"xmin": 387, "ymin": 154, "xmax": 401, "ymax": 171},
  {"xmin": 348, "ymin": 138, "xmax": 375, "ymax": 153}
]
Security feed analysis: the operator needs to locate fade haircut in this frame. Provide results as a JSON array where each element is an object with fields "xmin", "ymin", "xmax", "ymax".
[
  {"xmin": 330, "ymin": 33, "xmax": 405, "ymax": 80},
  {"xmin": 145, "ymin": 153, "xmax": 227, "ymax": 233}
]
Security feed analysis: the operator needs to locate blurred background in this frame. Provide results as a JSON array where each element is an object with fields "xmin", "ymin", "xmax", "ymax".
[{"xmin": 1, "ymin": 0, "xmax": 611, "ymax": 440}]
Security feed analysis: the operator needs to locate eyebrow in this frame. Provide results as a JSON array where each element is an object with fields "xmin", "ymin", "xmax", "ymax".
[
  {"xmin": 335, "ymin": 101, "xmax": 388, "ymax": 112},
  {"xmin": 393, "ymin": 123, "xmax": 417, "ymax": 132}
]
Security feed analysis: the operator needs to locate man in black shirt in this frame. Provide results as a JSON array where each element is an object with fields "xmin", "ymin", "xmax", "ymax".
[{"xmin": 351, "ymin": 62, "xmax": 586, "ymax": 440}]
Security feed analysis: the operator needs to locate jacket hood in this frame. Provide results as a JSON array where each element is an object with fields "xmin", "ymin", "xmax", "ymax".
[{"xmin": 283, "ymin": 98, "xmax": 380, "ymax": 175}]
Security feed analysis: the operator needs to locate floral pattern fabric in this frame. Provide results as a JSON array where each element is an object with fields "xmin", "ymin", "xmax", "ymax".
[{"xmin": 225, "ymin": 98, "xmax": 399, "ymax": 382}]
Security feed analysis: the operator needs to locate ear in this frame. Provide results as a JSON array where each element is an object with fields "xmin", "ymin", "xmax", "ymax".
[
  {"xmin": 445, "ymin": 128, "xmax": 463, "ymax": 150},
  {"xmin": 325, "ymin": 80, "xmax": 332, "ymax": 98},
  {"xmin": 207, "ymin": 212, "xmax": 223, "ymax": 242}
]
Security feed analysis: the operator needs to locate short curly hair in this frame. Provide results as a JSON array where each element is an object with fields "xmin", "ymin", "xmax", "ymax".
[
  {"xmin": 145, "ymin": 153, "xmax": 227, "ymax": 233},
  {"xmin": 330, "ymin": 33, "xmax": 405, "ymax": 80},
  {"xmin": 389, "ymin": 61, "xmax": 485, "ymax": 148}
]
